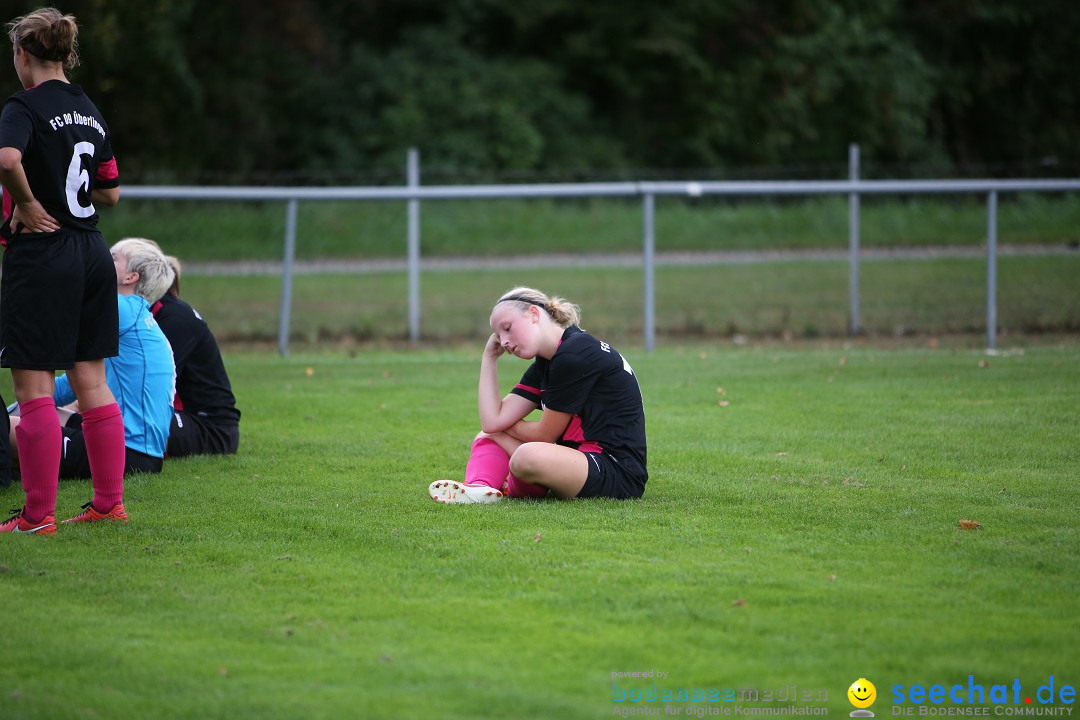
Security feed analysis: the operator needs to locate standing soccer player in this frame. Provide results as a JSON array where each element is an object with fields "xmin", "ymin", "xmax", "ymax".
[
  {"xmin": 0, "ymin": 8, "xmax": 126, "ymax": 534},
  {"xmin": 429, "ymin": 286, "xmax": 648, "ymax": 503}
]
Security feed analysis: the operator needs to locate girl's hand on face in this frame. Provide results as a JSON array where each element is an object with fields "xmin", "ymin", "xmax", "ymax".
[{"xmin": 485, "ymin": 333, "xmax": 506, "ymax": 359}]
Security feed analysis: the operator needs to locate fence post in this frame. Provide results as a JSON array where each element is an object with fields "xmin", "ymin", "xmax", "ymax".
[
  {"xmin": 986, "ymin": 191, "xmax": 998, "ymax": 350},
  {"xmin": 278, "ymin": 197, "xmax": 299, "ymax": 357},
  {"xmin": 848, "ymin": 143, "xmax": 861, "ymax": 335},
  {"xmin": 643, "ymin": 192, "xmax": 656, "ymax": 353},
  {"xmin": 407, "ymin": 148, "xmax": 421, "ymax": 343}
]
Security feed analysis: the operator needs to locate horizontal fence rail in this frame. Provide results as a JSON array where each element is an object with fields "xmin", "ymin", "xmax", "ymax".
[
  {"xmin": 123, "ymin": 166, "xmax": 1080, "ymax": 355},
  {"xmin": 123, "ymin": 178, "xmax": 1080, "ymax": 202}
]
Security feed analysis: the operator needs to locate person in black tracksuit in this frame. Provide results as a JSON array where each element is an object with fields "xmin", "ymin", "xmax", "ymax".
[{"xmin": 150, "ymin": 259, "xmax": 240, "ymax": 457}]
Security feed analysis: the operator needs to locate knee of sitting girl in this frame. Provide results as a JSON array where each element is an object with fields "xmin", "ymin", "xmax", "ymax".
[
  {"xmin": 509, "ymin": 445, "xmax": 544, "ymax": 480},
  {"xmin": 507, "ymin": 452, "xmax": 529, "ymax": 480}
]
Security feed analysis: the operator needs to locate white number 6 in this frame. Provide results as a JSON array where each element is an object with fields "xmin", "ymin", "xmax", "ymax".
[{"xmin": 65, "ymin": 141, "xmax": 96, "ymax": 218}]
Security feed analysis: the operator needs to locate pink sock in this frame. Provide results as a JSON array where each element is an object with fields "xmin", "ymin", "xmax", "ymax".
[
  {"xmin": 81, "ymin": 403, "xmax": 126, "ymax": 511},
  {"xmin": 15, "ymin": 397, "xmax": 61, "ymax": 522},
  {"xmin": 507, "ymin": 471, "xmax": 548, "ymax": 499},
  {"xmin": 464, "ymin": 438, "xmax": 510, "ymax": 489}
]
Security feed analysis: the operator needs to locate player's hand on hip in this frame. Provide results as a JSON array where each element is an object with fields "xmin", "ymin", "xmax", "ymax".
[{"xmin": 13, "ymin": 201, "xmax": 59, "ymax": 233}]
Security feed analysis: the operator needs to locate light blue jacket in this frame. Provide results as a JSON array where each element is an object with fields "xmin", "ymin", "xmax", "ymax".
[{"xmin": 55, "ymin": 294, "xmax": 176, "ymax": 458}]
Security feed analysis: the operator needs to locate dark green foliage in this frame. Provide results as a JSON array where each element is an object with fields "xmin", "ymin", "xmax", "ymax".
[{"xmin": 6, "ymin": 0, "xmax": 1078, "ymax": 180}]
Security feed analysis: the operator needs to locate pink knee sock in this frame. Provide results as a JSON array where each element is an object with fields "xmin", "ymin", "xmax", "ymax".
[
  {"xmin": 81, "ymin": 403, "xmax": 126, "ymax": 511},
  {"xmin": 15, "ymin": 397, "xmax": 61, "ymax": 522},
  {"xmin": 506, "ymin": 472, "xmax": 548, "ymax": 499},
  {"xmin": 464, "ymin": 438, "xmax": 510, "ymax": 489}
]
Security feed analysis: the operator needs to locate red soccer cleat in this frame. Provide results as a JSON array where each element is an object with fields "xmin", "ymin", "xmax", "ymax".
[
  {"xmin": 62, "ymin": 501, "xmax": 129, "ymax": 524},
  {"xmin": 0, "ymin": 509, "xmax": 57, "ymax": 535}
]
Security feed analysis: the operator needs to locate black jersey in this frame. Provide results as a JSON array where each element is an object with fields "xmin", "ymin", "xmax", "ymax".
[
  {"xmin": 152, "ymin": 294, "xmax": 240, "ymax": 425},
  {"xmin": 0, "ymin": 80, "xmax": 118, "ymax": 235},
  {"xmin": 511, "ymin": 326, "xmax": 647, "ymax": 482}
]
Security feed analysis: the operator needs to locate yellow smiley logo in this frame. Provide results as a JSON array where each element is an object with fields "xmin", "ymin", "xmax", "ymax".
[{"xmin": 848, "ymin": 678, "xmax": 877, "ymax": 709}]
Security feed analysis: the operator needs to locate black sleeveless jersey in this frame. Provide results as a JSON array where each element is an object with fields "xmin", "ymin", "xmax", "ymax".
[
  {"xmin": 511, "ymin": 326, "xmax": 648, "ymax": 481},
  {"xmin": 0, "ymin": 80, "xmax": 118, "ymax": 235}
]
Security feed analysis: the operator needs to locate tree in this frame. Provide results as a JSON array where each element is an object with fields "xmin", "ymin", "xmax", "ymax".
[{"xmin": 12, "ymin": 0, "xmax": 1074, "ymax": 180}]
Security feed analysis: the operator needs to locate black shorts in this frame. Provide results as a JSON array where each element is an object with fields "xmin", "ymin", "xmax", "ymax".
[
  {"xmin": 1, "ymin": 232, "xmax": 119, "ymax": 370},
  {"xmin": 166, "ymin": 410, "xmax": 239, "ymax": 458},
  {"xmin": 59, "ymin": 425, "xmax": 163, "ymax": 479},
  {"xmin": 577, "ymin": 452, "xmax": 646, "ymax": 500}
]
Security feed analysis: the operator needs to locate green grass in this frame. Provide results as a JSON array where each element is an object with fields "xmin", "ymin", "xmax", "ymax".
[
  {"xmin": 95, "ymin": 191, "xmax": 1080, "ymax": 347},
  {"xmin": 1, "ymin": 342, "xmax": 1078, "ymax": 719},
  {"xmin": 169, "ymin": 255, "xmax": 1080, "ymax": 347},
  {"xmin": 98, "ymin": 194, "xmax": 1080, "ymax": 262}
]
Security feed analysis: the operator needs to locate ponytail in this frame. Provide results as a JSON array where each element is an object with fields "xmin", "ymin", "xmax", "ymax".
[{"xmin": 7, "ymin": 7, "xmax": 80, "ymax": 70}]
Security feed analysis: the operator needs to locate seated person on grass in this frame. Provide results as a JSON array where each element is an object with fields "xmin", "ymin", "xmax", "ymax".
[
  {"xmin": 429, "ymin": 286, "xmax": 648, "ymax": 504},
  {"xmin": 8, "ymin": 238, "xmax": 176, "ymax": 478},
  {"xmin": 150, "ymin": 252, "xmax": 241, "ymax": 457}
]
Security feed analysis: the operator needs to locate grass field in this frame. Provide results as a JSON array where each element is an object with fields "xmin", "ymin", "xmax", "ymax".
[
  {"xmin": 2, "ymin": 342, "xmax": 1077, "ymax": 719},
  {"xmin": 168, "ymin": 254, "xmax": 1080, "ymax": 347},
  {"xmin": 99, "ymin": 194, "xmax": 1080, "ymax": 262},
  {"xmin": 90, "ymin": 191, "xmax": 1080, "ymax": 347}
]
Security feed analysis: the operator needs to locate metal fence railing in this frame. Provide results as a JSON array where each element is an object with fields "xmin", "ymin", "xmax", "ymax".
[{"xmin": 124, "ymin": 147, "xmax": 1080, "ymax": 355}]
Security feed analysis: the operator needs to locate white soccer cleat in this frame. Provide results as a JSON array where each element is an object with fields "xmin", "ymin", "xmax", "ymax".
[{"xmin": 428, "ymin": 480, "xmax": 504, "ymax": 504}]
